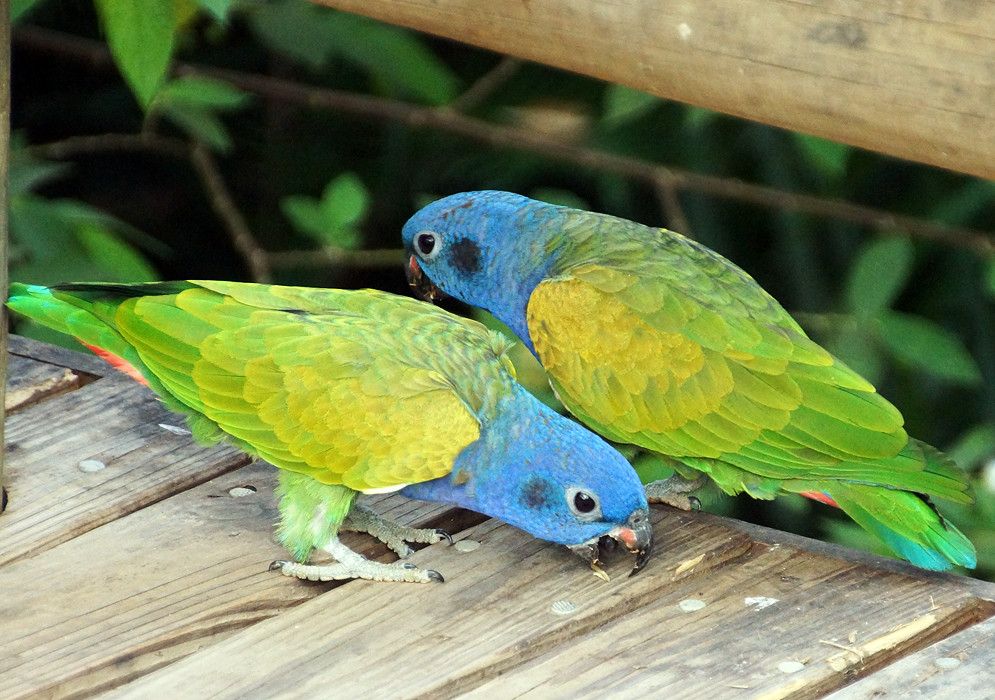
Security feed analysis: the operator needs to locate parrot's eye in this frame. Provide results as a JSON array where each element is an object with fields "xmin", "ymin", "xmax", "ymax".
[
  {"xmin": 566, "ymin": 487, "xmax": 602, "ymax": 521},
  {"xmin": 415, "ymin": 230, "xmax": 441, "ymax": 260}
]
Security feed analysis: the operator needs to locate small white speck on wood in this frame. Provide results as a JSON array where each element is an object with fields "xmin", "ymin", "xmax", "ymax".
[
  {"xmin": 678, "ymin": 598, "xmax": 706, "ymax": 612},
  {"xmin": 778, "ymin": 660, "xmax": 805, "ymax": 674},
  {"xmin": 744, "ymin": 596, "xmax": 779, "ymax": 610},
  {"xmin": 550, "ymin": 600, "xmax": 577, "ymax": 615},
  {"xmin": 228, "ymin": 487, "xmax": 256, "ymax": 498},
  {"xmin": 78, "ymin": 460, "xmax": 106, "ymax": 473},
  {"xmin": 454, "ymin": 540, "xmax": 480, "ymax": 553},
  {"xmin": 159, "ymin": 423, "xmax": 192, "ymax": 436},
  {"xmin": 934, "ymin": 656, "xmax": 961, "ymax": 669}
]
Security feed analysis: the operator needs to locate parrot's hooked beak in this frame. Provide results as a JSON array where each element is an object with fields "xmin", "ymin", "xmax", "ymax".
[
  {"xmin": 405, "ymin": 254, "xmax": 446, "ymax": 302},
  {"xmin": 570, "ymin": 507, "xmax": 654, "ymax": 577}
]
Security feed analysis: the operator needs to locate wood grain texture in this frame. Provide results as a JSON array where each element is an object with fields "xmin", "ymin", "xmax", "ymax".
[
  {"xmin": 0, "ymin": 463, "xmax": 458, "ymax": 700},
  {"xmin": 94, "ymin": 507, "xmax": 992, "ymax": 700},
  {"xmin": 825, "ymin": 615, "xmax": 995, "ymax": 699},
  {"xmin": 312, "ymin": 0, "xmax": 995, "ymax": 179},
  {"xmin": 1, "ymin": 364, "xmax": 251, "ymax": 566},
  {"xmin": 6, "ymin": 336, "xmax": 104, "ymax": 413}
]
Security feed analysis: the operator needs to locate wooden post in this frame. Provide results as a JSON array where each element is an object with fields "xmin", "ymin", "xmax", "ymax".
[
  {"xmin": 0, "ymin": 0, "xmax": 9, "ymax": 512},
  {"xmin": 311, "ymin": 0, "xmax": 995, "ymax": 181}
]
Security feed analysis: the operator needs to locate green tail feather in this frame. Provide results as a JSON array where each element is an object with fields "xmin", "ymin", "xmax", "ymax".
[
  {"xmin": 824, "ymin": 484, "xmax": 976, "ymax": 570},
  {"xmin": 7, "ymin": 282, "xmax": 226, "ymax": 445}
]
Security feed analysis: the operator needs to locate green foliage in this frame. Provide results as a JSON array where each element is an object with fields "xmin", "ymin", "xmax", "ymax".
[
  {"xmin": 281, "ymin": 173, "xmax": 370, "ymax": 249},
  {"xmin": 93, "ymin": 0, "xmax": 178, "ymax": 108},
  {"xmin": 792, "ymin": 133, "xmax": 850, "ymax": 181},
  {"xmin": 151, "ymin": 76, "xmax": 252, "ymax": 152},
  {"xmin": 876, "ymin": 312, "xmax": 981, "ymax": 385},
  {"xmin": 12, "ymin": 0, "xmax": 48, "ymax": 22},
  {"xmin": 602, "ymin": 85, "xmax": 660, "ymax": 126},
  {"xmin": 819, "ymin": 236, "xmax": 982, "ymax": 386},
  {"xmin": 247, "ymin": 0, "xmax": 460, "ymax": 104},
  {"xmin": 845, "ymin": 237, "xmax": 913, "ymax": 318},
  {"xmin": 195, "ymin": 0, "xmax": 237, "ymax": 22},
  {"xmin": 8, "ymin": 153, "xmax": 160, "ymax": 315}
]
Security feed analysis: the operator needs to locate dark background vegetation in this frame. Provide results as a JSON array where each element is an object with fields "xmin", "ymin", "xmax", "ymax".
[{"xmin": 9, "ymin": 0, "xmax": 995, "ymax": 576}]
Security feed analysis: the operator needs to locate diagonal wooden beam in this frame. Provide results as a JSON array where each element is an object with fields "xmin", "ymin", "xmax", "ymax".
[{"xmin": 311, "ymin": 0, "xmax": 995, "ymax": 181}]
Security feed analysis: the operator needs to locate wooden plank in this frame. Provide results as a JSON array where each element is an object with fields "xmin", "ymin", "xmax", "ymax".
[
  {"xmin": 312, "ymin": 0, "xmax": 995, "ymax": 180},
  {"xmin": 97, "ymin": 507, "xmax": 993, "ymax": 700},
  {"xmin": 0, "ymin": 462, "xmax": 461, "ymax": 700},
  {"xmin": 0, "ymin": 371, "xmax": 251, "ymax": 566},
  {"xmin": 825, "ymin": 615, "xmax": 995, "ymax": 699},
  {"xmin": 6, "ymin": 336, "xmax": 106, "ymax": 414},
  {"xmin": 462, "ymin": 549, "xmax": 992, "ymax": 699}
]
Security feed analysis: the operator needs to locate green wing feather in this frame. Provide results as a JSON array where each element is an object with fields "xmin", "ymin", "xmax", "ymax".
[
  {"xmin": 9, "ymin": 282, "xmax": 505, "ymax": 493},
  {"xmin": 528, "ymin": 212, "xmax": 974, "ymax": 568}
]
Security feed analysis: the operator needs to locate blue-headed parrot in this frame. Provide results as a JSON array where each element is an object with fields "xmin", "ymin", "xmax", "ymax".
[
  {"xmin": 8, "ymin": 281, "xmax": 652, "ymax": 582},
  {"xmin": 402, "ymin": 191, "xmax": 975, "ymax": 571}
]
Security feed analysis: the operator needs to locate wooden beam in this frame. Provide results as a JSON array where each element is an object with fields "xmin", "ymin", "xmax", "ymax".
[{"xmin": 311, "ymin": 0, "xmax": 995, "ymax": 181}]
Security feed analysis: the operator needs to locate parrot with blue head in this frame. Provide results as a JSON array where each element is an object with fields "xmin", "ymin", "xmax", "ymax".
[
  {"xmin": 402, "ymin": 190, "xmax": 976, "ymax": 571},
  {"xmin": 7, "ymin": 281, "xmax": 652, "ymax": 583}
]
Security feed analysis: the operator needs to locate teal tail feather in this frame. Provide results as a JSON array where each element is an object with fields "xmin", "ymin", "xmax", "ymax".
[{"xmin": 824, "ymin": 483, "xmax": 976, "ymax": 570}]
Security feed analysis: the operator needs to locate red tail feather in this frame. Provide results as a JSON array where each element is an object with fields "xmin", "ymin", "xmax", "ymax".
[
  {"xmin": 799, "ymin": 490, "xmax": 839, "ymax": 508},
  {"xmin": 79, "ymin": 341, "xmax": 149, "ymax": 387}
]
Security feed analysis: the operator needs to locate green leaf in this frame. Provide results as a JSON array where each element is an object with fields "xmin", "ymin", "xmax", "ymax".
[
  {"xmin": 8, "ymin": 158, "xmax": 71, "ymax": 196},
  {"xmin": 947, "ymin": 424, "xmax": 995, "ymax": 472},
  {"xmin": 794, "ymin": 133, "xmax": 850, "ymax": 180},
  {"xmin": 281, "ymin": 196, "xmax": 327, "ymax": 240},
  {"xmin": 196, "ymin": 0, "xmax": 237, "ymax": 21},
  {"xmin": 77, "ymin": 223, "xmax": 159, "ymax": 282},
  {"xmin": 12, "ymin": 0, "xmax": 47, "ymax": 23},
  {"xmin": 321, "ymin": 173, "xmax": 369, "ymax": 229},
  {"xmin": 602, "ymin": 85, "xmax": 659, "ymax": 125},
  {"xmin": 984, "ymin": 257, "xmax": 995, "ymax": 298},
  {"xmin": 159, "ymin": 104, "xmax": 233, "ymax": 152},
  {"xmin": 845, "ymin": 237, "xmax": 914, "ymax": 317},
  {"xmin": 247, "ymin": 1, "xmax": 332, "ymax": 67},
  {"xmin": 94, "ymin": 0, "xmax": 177, "ymax": 108},
  {"xmin": 248, "ymin": 2, "xmax": 459, "ymax": 104},
  {"xmin": 827, "ymin": 324, "xmax": 884, "ymax": 386},
  {"xmin": 683, "ymin": 105, "xmax": 721, "ymax": 130},
  {"xmin": 155, "ymin": 76, "xmax": 251, "ymax": 111},
  {"xmin": 877, "ymin": 311, "xmax": 982, "ymax": 385}
]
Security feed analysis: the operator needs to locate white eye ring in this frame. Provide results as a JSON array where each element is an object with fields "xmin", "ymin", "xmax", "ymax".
[
  {"xmin": 566, "ymin": 486, "xmax": 603, "ymax": 522},
  {"xmin": 414, "ymin": 230, "xmax": 442, "ymax": 260}
]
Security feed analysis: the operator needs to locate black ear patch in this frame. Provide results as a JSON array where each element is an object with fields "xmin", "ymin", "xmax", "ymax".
[
  {"xmin": 449, "ymin": 237, "xmax": 482, "ymax": 274},
  {"xmin": 520, "ymin": 476, "xmax": 554, "ymax": 511}
]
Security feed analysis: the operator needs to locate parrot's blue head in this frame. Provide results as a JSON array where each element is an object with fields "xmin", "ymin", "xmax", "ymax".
[
  {"xmin": 402, "ymin": 191, "xmax": 563, "ymax": 350},
  {"xmin": 402, "ymin": 389, "xmax": 653, "ymax": 575}
]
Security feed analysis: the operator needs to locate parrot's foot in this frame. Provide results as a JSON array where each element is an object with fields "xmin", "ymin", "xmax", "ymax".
[
  {"xmin": 343, "ymin": 503, "xmax": 452, "ymax": 558},
  {"xmin": 270, "ymin": 537, "xmax": 445, "ymax": 584},
  {"xmin": 645, "ymin": 475, "xmax": 706, "ymax": 510}
]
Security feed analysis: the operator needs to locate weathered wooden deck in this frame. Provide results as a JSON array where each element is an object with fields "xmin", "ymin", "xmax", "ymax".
[{"xmin": 3, "ymin": 335, "xmax": 995, "ymax": 699}]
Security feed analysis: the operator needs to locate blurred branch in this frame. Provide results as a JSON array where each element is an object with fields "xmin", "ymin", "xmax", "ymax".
[
  {"xmin": 654, "ymin": 176, "xmax": 691, "ymax": 237},
  {"xmin": 188, "ymin": 143, "xmax": 271, "ymax": 283},
  {"xmin": 14, "ymin": 25, "xmax": 995, "ymax": 267},
  {"xmin": 266, "ymin": 248, "xmax": 403, "ymax": 270},
  {"xmin": 448, "ymin": 56, "xmax": 521, "ymax": 112}
]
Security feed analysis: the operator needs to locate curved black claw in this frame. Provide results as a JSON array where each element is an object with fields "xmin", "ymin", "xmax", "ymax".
[
  {"xmin": 688, "ymin": 496, "xmax": 702, "ymax": 511},
  {"xmin": 427, "ymin": 569, "xmax": 445, "ymax": 583},
  {"xmin": 436, "ymin": 529, "xmax": 453, "ymax": 545},
  {"xmin": 269, "ymin": 560, "xmax": 289, "ymax": 572}
]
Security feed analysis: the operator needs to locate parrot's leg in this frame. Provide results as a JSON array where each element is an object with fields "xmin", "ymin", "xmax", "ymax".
[
  {"xmin": 343, "ymin": 503, "xmax": 452, "ymax": 557},
  {"xmin": 271, "ymin": 539, "xmax": 445, "ymax": 583},
  {"xmin": 645, "ymin": 474, "xmax": 707, "ymax": 510}
]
